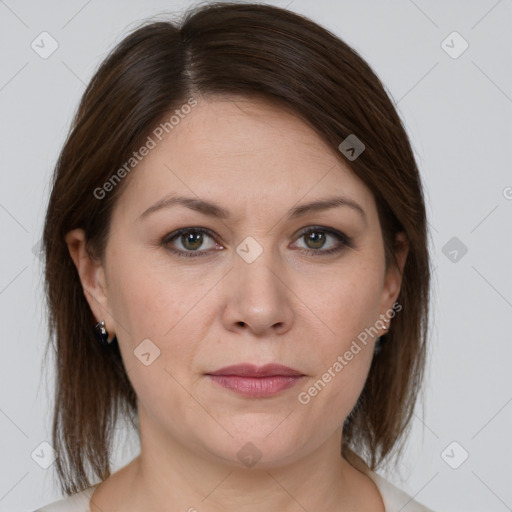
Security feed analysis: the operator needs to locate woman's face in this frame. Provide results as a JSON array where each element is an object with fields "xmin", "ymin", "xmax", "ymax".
[{"xmin": 70, "ymin": 96, "xmax": 406, "ymax": 469}]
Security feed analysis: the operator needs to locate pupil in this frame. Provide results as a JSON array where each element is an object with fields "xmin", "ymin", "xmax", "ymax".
[
  {"xmin": 307, "ymin": 231, "xmax": 325, "ymax": 249},
  {"xmin": 184, "ymin": 232, "xmax": 202, "ymax": 250}
]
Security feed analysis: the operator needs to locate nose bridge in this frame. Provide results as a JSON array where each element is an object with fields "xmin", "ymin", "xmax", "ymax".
[
  {"xmin": 234, "ymin": 234, "xmax": 284, "ymax": 302},
  {"xmin": 222, "ymin": 234, "xmax": 293, "ymax": 334}
]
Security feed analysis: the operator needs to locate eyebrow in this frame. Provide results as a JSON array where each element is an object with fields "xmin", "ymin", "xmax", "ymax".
[{"xmin": 137, "ymin": 194, "xmax": 367, "ymax": 224}]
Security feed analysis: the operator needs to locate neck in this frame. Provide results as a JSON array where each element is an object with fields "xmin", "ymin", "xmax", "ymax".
[{"xmin": 126, "ymin": 408, "xmax": 370, "ymax": 511}]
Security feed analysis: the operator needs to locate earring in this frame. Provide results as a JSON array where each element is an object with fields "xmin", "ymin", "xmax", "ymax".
[
  {"xmin": 374, "ymin": 336, "xmax": 383, "ymax": 355},
  {"xmin": 94, "ymin": 320, "xmax": 116, "ymax": 347}
]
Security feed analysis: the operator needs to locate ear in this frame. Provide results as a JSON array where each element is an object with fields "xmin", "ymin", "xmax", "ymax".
[
  {"xmin": 377, "ymin": 231, "xmax": 409, "ymax": 335},
  {"xmin": 65, "ymin": 228, "xmax": 116, "ymax": 341}
]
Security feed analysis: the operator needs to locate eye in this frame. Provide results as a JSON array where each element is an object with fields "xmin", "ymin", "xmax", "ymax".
[
  {"xmin": 291, "ymin": 226, "xmax": 352, "ymax": 256},
  {"xmin": 162, "ymin": 226, "xmax": 352, "ymax": 258},
  {"xmin": 162, "ymin": 227, "xmax": 223, "ymax": 258}
]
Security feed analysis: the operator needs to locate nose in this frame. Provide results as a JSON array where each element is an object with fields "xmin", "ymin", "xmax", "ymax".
[{"xmin": 221, "ymin": 242, "xmax": 294, "ymax": 337}]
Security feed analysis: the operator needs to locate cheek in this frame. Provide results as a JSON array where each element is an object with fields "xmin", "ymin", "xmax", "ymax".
[
  {"xmin": 294, "ymin": 258, "xmax": 383, "ymax": 413},
  {"xmin": 106, "ymin": 252, "xmax": 203, "ymax": 373},
  {"xmin": 296, "ymin": 305, "xmax": 378, "ymax": 435},
  {"xmin": 109, "ymin": 263, "xmax": 202, "ymax": 423},
  {"xmin": 304, "ymin": 259, "xmax": 384, "ymax": 353},
  {"xmin": 108, "ymin": 243, "xmax": 187, "ymax": 335}
]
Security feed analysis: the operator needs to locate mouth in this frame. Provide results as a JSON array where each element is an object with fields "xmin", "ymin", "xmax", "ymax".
[{"xmin": 205, "ymin": 363, "xmax": 305, "ymax": 398}]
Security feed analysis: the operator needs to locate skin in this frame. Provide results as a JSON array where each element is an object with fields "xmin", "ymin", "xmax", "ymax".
[{"xmin": 66, "ymin": 96, "xmax": 408, "ymax": 511}]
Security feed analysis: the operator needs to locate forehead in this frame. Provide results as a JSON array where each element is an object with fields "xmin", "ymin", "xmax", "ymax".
[{"xmin": 112, "ymin": 96, "xmax": 375, "ymax": 222}]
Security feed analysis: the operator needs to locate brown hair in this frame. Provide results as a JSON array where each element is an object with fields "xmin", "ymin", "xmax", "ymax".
[{"xmin": 42, "ymin": 1, "xmax": 430, "ymax": 495}]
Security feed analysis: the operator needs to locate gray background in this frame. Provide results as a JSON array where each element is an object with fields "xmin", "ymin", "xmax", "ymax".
[{"xmin": 1, "ymin": 0, "xmax": 511, "ymax": 511}]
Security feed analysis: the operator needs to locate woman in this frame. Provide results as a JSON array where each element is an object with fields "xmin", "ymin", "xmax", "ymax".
[{"xmin": 36, "ymin": 2, "xmax": 433, "ymax": 511}]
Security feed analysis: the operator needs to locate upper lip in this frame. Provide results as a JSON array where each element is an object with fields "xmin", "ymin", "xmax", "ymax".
[{"xmin": 206, "ymin": 364, "xmax": 303, "ymax": 377}]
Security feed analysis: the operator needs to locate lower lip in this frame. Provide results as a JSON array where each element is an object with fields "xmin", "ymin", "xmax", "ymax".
[{"xmin": 207, "ymin": 375, "xmax": 303, "ymax": 398}]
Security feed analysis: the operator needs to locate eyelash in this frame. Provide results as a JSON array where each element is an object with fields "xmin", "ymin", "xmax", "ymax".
[{"xmin": 161, "ymin": 226, "xmax": 352, "ymax": 258}]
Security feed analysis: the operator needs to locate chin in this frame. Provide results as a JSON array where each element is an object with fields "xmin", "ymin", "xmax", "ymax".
[{"xmin": 197, "ymin": 429, "xmax": 307, "ymax": 470}]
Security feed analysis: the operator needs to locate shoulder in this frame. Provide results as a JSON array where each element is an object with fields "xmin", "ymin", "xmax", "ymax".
[
  {"xmin": 367, "ymin": 471, "xmax": 436, "ymax": 512},
  {"xmin": 345, "ymin": 450, "xmax": 435, "ymax": 512},
  {"xmin": 32, "ymin": 484, "xmax": 99, "ymax": 512}
]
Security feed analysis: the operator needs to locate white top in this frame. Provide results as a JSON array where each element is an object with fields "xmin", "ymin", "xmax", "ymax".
[{"xmin": 33, "ymin": 471, "xmax": 435, "ymax": 511}]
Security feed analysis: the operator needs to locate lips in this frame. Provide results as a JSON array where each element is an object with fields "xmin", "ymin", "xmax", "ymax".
[
  {"xmin": 206, "ymin": 363, "xmax": 303, "ymax": 377},
  {"xmin": 206, "ymin": 364, "xmax": 304, "ymax": 398}
]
